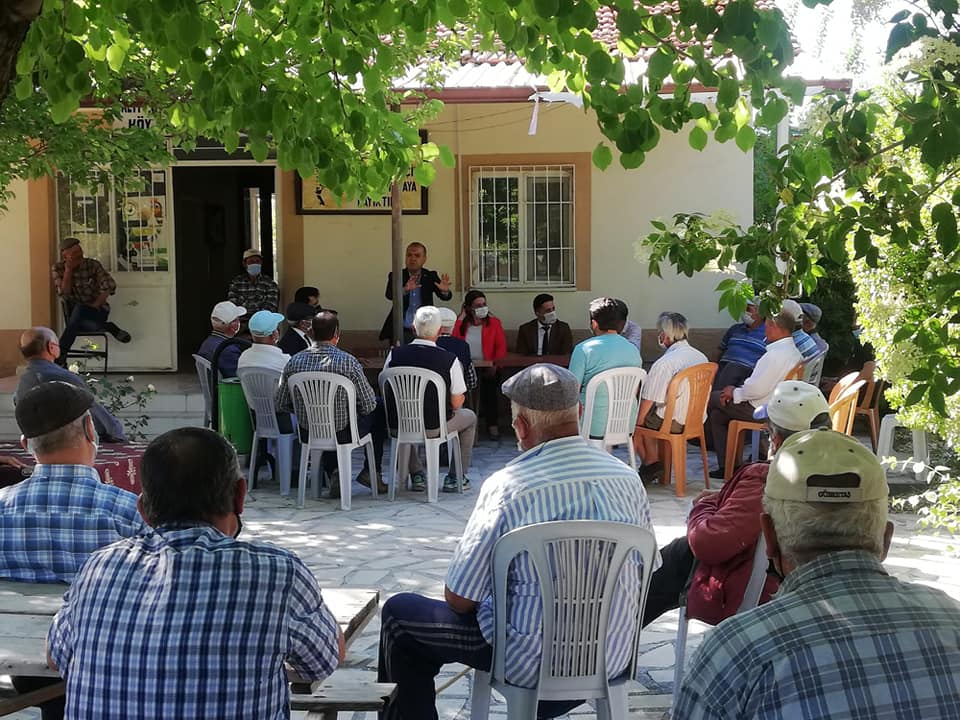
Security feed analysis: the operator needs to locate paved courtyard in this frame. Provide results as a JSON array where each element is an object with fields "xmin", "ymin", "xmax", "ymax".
[{"xmin": 5, "ymin": 437, "xmax": 959, "ymax": 719}]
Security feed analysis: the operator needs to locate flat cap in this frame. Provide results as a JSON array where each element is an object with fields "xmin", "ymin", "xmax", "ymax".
[
  {"xmin": 16, "ymin": 381, "xmax": 95, "ymax": 439},
  {"xmin": 501, "ymin": 363, "xmax": 580, "ymax": 411},
  {"xmin": 800, "ymin": 302, "xmax": 823, "ymax": 324},
  {"xmin": 59, "ymin": 237, "xmax": 81, "ymax": 252},
  {"xmin": 286, "ymin": 302, "xmax": 317, "ymax": 322}
]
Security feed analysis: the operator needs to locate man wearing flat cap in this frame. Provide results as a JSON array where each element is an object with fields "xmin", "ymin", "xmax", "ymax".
[
  {"xmin": 800, "ymin": 302, "xmax": 829, "ymax": 357},
  {"xmin": 675, "ymin": 429, "xmax": 960, "ymax": 718},
  {"xmin": 278, "ymin": 301, "xmax": 317, "ymax": 356},
  {"xmin": 377, "ymin": 363, "xmax": 657, "ymax": 720}
]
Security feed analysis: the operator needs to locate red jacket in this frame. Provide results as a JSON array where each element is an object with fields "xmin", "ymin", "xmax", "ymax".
[
  {"xmin": 685, "ymin": 462, "xmax": 779, "ymax": 625},
  {"xmin": 452, "ymin": 316, "xmax": 507, "ymax": 361}
]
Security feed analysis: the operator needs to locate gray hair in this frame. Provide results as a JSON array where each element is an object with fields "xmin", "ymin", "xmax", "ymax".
[
  {"xmin": 763, "ymin": 496, "xmax": 888, "ymax": 566},
  {"xmin": 26, "ymin": 412, "xmax": 89, "ymax": 456},
  {"xmin": 211, "ymin": 318, "xmax": 233, "ymax": 334},
  {"xmin": 414, "ymin": 306, "xmax": 442, "ymax": 338},
  {"xmin": 510, "ymin": 401, "xmax": 579, "ymax": 430},
  {"xmin": 656, "ymin": 312, "xmax": 689, "ymax": 342},
  {"xmin": 770, "ymin": 311, "xmax": 795, "ymax": 332}
]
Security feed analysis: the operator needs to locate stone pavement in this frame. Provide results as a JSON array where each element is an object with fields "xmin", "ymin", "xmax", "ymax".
[{"xmin": 5, "ymin": 437, "xmax": 959, "ymax": 719}]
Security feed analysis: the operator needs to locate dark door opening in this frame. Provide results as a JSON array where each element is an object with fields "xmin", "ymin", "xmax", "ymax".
[{"xmin": 173, "ymin": 165, "xmax": 276, "ymax": 369}]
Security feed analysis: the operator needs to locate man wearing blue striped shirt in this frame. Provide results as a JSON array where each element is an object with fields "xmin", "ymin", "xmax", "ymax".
[{"xmin": 378, "ymin": 364, "xmax": 657, "ymax": 719}]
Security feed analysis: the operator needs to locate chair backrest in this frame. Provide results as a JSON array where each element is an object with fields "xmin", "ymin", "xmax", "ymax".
[
  {"xmin": 802, "ymin": 353, "xmax": 826, "ymax": 386},
  {"xmin": 660, "ymin": 362, "xmax": 718, "ymax": 429},
  {"xmin": 580, "ymin": 367, "xmax": 647, "ymax": 439},
  {"xmin": 828, "ymin": 370, "xmax": 860, "ymax": 405},
  {"xmin": 736, "ymin": 535, "xmax": 769, "ymax": 613},
  {"xmin": 288, "ymin": 372, "xmax": 361, "ymax": 447},
  {"xmin": 192, "ymin": 354, "xmax": 214, "ymax": 427},
  {"xmin": 236, "ymin": 366, "xmax": 284, "ymax": 439},
  {"xmin": 489, "ymin": 521, "xmax": 658, "ymax": 699},
  {"xmin": 379, "ymin": 367, "xmax": 449, "ymax": 442},
  {"xmin": 829, "ymin": 379, "xmax": 866, "ymax": 435},
  {"xmin": 784, "ymin": 361, "xmax": 804, "ymax": 381},
  {"xmin": 856, "ymin": 361, "xmax": 885, "ymax": 412}
]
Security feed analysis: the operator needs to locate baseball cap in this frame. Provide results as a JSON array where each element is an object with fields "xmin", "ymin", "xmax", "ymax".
[
  {"xmin": 781, "ymin": 299, "xmax": 803, "ymax": 323},
  {"xmin": 242, "ymin": 248, "xmax": 262, "ymax": 261},
  {"xmin": 211, "ymin": 301, "xmax": 246, "ymax": 323},
  {"xmin": 286, "ymin": 302, "xmax": 317, "ymax": 323},
  {"xmin": 501, "ymin": 363, "xmax": 579, "ymax": 411},
  {"xmin": 16, "ymin": 381, "xmax": 95, "ymax": 439},
  {"xmin": 59, "ymin": 237, "xmax": 81, "ymax": 252},
  {"xmin": 248, "ymin": 310, "xmax": 285, "ymax": 336},
  {"xmin": 437, "ymin": 307, "xmax": 458, "ymax": 329},
  {"xmin": 747, "ymin": 296, "xmax": 760, "ymax": 307},
  {"xmin": 753, "ymin": 381, "xmax": 830, "ymax": 432},
  {"xmin": 800, "ymin": 303, "xmax": 822, "ymax": 324},
  {"xmin": 765, "ymin": 429, "xmax": 888, "ymax": 503}
]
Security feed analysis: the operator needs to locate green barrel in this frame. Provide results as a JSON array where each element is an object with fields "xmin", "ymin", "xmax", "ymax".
[{"xmin": 218, "ymin": 378, "xmax": 253, "ymax": 454}]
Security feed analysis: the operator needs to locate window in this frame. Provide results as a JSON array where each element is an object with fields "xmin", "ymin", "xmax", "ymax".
[{"xmin": 470, "ymin": 165, "xmax": 575, "ymax": 288}]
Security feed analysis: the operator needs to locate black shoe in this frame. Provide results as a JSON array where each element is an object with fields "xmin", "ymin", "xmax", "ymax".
[
  {"xmin": 639, "ymin": 461, "xmax": 664, "ymax": 483},
  {"xmin": 708, "ymin": 468, "xmax": 725, "ymax": 480}
]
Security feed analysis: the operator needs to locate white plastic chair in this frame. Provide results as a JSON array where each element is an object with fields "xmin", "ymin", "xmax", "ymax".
[
  {"xmin": 877, "ymin": 413, "xmax": 929, "ymax": 482},
  {"xmin": 192, "ymin": 353, "xmax": 214, "ymax": 428},
  {"xmin": 379, "ymin": 367, "xmax": 464, "ymax": 503},
  {"xmin": 288, "ymin": 372, "xmax": 379, "ymax": 511},
  {"xmin": 471, "ymin": 520, "xmax": 658, "ymax": 720},
  {"xmin": 237, "ymin": 366, "xmax": 295, "ymax": 497},
  {"xmin": 580, "ymin": 367, "xmax": 647, "ymax": 470},
  {"xmin": 670, "ymin": 534, "xmax": 768, "ymax": 715},
  {"xmin": 802, "ymin": 352, "xmax": 827, "ymax": 386}
]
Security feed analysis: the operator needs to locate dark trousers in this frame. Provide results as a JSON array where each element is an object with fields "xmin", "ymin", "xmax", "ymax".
[
  {"xmin": 713, "ymin": 362, "xmax": 754, "ymax": 391},
  {"xmin": 706, "ymin": 391, "xmax": 757, "ymax": 471},
  {"xmin": 10, "ymin": 676, "xmax": 64, "ymax": 720},
  {"xmin": 309, "ymin": 400, "xmax": 387, "ymax": 475},
  {"xmin": 378, "ymin": 593, "xmax": 582, "ymax": 720},
  {"xmin": 59, "ymin": 303, "xmax": 120, "ymax": 358},
  {"xmin": 478, "ymin": 367, "xmax": 501, "ymax": 430},
  {"xmin": 642, "ymin": 537, "xmax": 696, "ymax": 627}
]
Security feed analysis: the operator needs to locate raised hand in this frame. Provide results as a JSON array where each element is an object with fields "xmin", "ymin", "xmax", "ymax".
[
  {"xmin": 403, "ymin": 274, "xmax": 421, "ymax": 293},
  {"xmin": 437, "ymin": 272, "xmax": 451, "ymax": 293}
]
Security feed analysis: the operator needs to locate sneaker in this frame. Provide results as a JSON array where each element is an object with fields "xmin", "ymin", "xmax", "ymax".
[
  {"xmin": 356, "ymin": 468, "xmax": 388, "ymax": 494},
  {"xmin": 409, "ymin": 472, "xmax": 426, "ymax": 492},
  {"xmin": 443, "ymin": 474, "xmax": 471, "ymax": 493}
]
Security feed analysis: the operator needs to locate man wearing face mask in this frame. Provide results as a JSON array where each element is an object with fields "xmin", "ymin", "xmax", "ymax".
[
  {"xmin": 198, "ymin": 301, "xmax": 247, "ymax": 379},
  {"xmin": 515, "ymin": 293, "xmax": 574, "ymax": 356},
  {"xmin": 227, "ymin": 248, "xmax": 280, "ymax": 319},
  {"xmin": 713, "ymin": 297, "xmax": 767, "ymax": 390},
  {"xmin": 278, "ymin": 302, "xmax": 317, "ymax": 356}
]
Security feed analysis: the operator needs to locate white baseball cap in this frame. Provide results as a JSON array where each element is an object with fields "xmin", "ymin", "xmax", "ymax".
[
  {"xmin": 753, "ymin": 381, "xmax": 830, "ymax": 432},
  {"xmin": 781, "ymin": 299, "xmax": 803, "ymax": 323},
  {"xmin": 765, "ymin": 429, "xmax": 889, "ymax": 503},
  {"xmin": 437, "ymin": 307, "xmax": 458, "ymax": 329},
  {"xmin": 211, "ymin": 301, "xmax": 246, "ymax": 323}
]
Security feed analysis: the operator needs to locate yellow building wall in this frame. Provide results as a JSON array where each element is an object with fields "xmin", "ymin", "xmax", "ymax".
[{"xmin": 0, "ymin": 179, "xmax": 39, "ymax": 374}]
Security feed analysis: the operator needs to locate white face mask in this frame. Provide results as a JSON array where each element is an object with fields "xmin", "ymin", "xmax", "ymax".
[
  {"xmin": 657, "ymin": 334, "xmax": 667, "ymax": 350},
  {"xmin": 541, "ymin": 310, "xmax": 558, "ymax": 325},
  {"xmin": 741, "ymin": 312, "xmax": 754, "ymax": 325},
  {"xmin": 474, "ymin": 306, "xmax": 489, "ymax": 319},
  {"xmin": 246, "ymin": 263, "xmax": 261, "ymax": 276}
]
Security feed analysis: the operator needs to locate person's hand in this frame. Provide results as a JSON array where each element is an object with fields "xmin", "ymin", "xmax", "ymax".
[
  {"xmin": 403, "ymin": 274, "xmax": 421, "ymax": 293},
  {"xmin": 693, "ymin": 489, "xmax": 719, "ymax": 504},
  {"xmin": 437, "ymin": 272, "xmax": 451, "ymax": 294},
  {"xmin": 720, "ymin": 386, "xmax": 735, "ymax": 405},
  {"xmin": 0, "ymin": 455, "xmax": 27, "ymax": 469},
  {"xmin": 63, "ymin": 247, "xmax": 82, "ymax": 270}
]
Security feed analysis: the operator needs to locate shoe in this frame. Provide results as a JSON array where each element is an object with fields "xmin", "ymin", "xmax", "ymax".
[
  {"xmin": 356, "ymin": 469, "xmax": 388, "ymax": 494},
  {"xmin": 708, "ymin": 468, "xmax": 725, "ymax": 480},
  {"xmin": 488, "ymin": 426, "xmax": 500, "ymax": 441},
  {"xmin": 639, "ymin": 461, "xmax": 664, "ymax": 484},
  {"xmin": 327, "ymin": 470, "xmax": 341, "ymax": 499},
  {"xmin": 443, "ymin": 474, "xmax": 471, "ymax": 493},
  {"xmin": 113, "ymin": 329, "xmax": 132, "ymax": 343},
  {"xmin": 409, "ymin": 472, "xmax": 426, "ymax": 492}
]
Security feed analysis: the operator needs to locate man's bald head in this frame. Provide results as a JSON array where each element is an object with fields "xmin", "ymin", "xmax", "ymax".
[{"xmin": 20, "ymin": 327, "xmax": 59, "ymax": 360}]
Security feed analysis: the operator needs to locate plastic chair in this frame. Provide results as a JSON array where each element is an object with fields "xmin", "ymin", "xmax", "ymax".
[
  {"xmin": 192, "ymin": 353, "xmax": 214, "ymax": 428},
  {"xmin": 877, "ymin": 414, "xmax": 929, "ymax": 481},
  {"xmin": 288, "ymin": 372, "xmax": 380, "ymax": 511},
  {"xmin": 237, "ymin": 366, "xmax": 295, "ymax": 496},
  {"xmin": 581, "ymin": 367, "xmax": 647, "ymax": 470},
  {"xmin": 60, "ymin": 299, "xmax": 109, "ymax": 373},
  {"xmin": 828, "ymin": 371, "xmax": 861, "ymax": 405},
  {"xmin": 633, "ymin": 363, "xmax": 717, "ymax": 496},
  {"xmin": 829, "ymin": 379, "xmax": 866, "ymax": 435},
  {"xmin": 379, "ymin": 367, "xmax": 464, "ymax": 503},
  {"xmin": 802, "ymin": 352, "xmax": 826, "ymax": 386},
  {"xmin": 671, "ymin": 535, "xmax": 767, "ymax": 715},
  {"xmin": 854, "ymin": 361, "xmax": 886, "ymax": 451},
  {"xmin": 471, "ymin": 520, "xmax": 658, "ymax": 720}
]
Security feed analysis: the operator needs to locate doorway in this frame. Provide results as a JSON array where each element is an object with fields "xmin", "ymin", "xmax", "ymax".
[{"xmin": 172, "ymin": 165, "xmax": 276, "ymax": 369}]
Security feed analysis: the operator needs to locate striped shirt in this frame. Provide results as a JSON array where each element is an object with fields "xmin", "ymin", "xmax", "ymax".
[
  {"xmin": 48, "ymin": 524, "xmax": 340, "ymax": 719},
  {"xmin": 445, "ymin": 436, "xmax": 658, "ymax": 688},
  {"xmin": 718, "ymin": 322, "xmax": 767, "ymax": 369},
  {"xmin": 792, "ymin": 329, "xmax": 820, "ymax": 360},
  {"xmin": 675, "ymin": 551, "xmax": 960, "ymax": 719},
  {"xmin": 641, "ymin": 340, "xmax": 708, "ymax": 421},
  {"xmin": 0, "ymin": 464, "xmax": 144, "ymax": 582}
]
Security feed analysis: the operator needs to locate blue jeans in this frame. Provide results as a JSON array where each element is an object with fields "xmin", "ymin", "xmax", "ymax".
[{"xmin": 59, "ymin": 303, "xmax": 114, "ymax": 358}]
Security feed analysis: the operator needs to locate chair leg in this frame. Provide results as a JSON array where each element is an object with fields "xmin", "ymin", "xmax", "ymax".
[
  {"xmin": 365, "ymin": 439, "xmax": 379, "ymax": 499},
  {"xmin": 388, "ymin": 439, "xmax": 401, "ymax": 501},
  {"xmin": 447, "ymin": 435, "xmax": 464, "ymax": 493},
  {"xmin": 699, "ymin": 433, "xmax": 710, "ymax": 489},
  {"xmin": 600, "ymin": 681, "xmax": 628, "ymax": 720},
  {"xmin": 868, "ymin": 409, "xmax": 880, "ymax": 452},
  {"xmin": 662, "ymin": 438, "xmax": 673, "ymax": 488},
  {"xmin": 626, "ymin": 437, "xmax": 638, "ymax": 471},
  {"xmin": 247, "ymin": 432, "xmax": 260, "ymax": 489},
  {"xmin": 336, "ymin": 446, "xmax": 352, "ymax": 511},
  {"xmin": 297, "ymin": 445, "xmax": 309, "ymax": 508},
  {"xmin": 470, "ymin": 669, "xmax": 492, "ymax": 720},
  {"xmin": 750, "ymin": 430, "xmax": 760, "ymax": 463},
  {"xmin": 425, "ymin": 441, "xmax": 440, "ymax": 503},
  {"xmin": 276, "ymin": 435, "xmax": 293, "ymax": 497},
  {"xmin": 310, "ymin": 450, "xmax": 322, "ymax": 500},
  {"xmin": 674, "ymin": 438, "xmax": 687, "ymax": 497},
  {"xmin": 671, "ymin": 607, "xmax": 689, "ymax": 717}
]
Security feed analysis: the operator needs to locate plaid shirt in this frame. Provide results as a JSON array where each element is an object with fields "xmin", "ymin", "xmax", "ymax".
[
  {"xmin": 48, "ymin": 524, "xmax": 341, "ymax": 719},
  {"xmin": 675, "ymin": 550, "xmax": 960, "ymax": 719},
  {"xmin": 227, "ymin": 272, "xmax": 280, "ymax": 314},
  {"xmin": 53, "ymin": 257, "xmax": 116, "ymax": 307},
  {"xmin": 277, "ymin": 343, "xmax": 377, "ymax": 431},
  {"xmin": 0, "ymin": 464, "xmax": 144, "ymax": 582}
]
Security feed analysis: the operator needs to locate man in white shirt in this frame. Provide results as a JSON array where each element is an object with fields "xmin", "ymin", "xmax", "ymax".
[
  {"xmin": 635, "ymin": 312, "xmax": 708, "ymax": 482},
  {"xmin": 706, "ymin": 305, "xmax": 803, "ymax": 479},
  {"xmin": 238, "ymin": 310, "xmax": 291, "ymax": 374}
]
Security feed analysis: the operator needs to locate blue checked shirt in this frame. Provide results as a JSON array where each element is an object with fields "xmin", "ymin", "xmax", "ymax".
[
  {"xmin": 48, "ymin": 524, "xmax": 340, "ymax": 720},
  {"xmin": 675, "ymin": 550, "xmax": 960, "ymax": 719},
  {"xmin": 445, "ymin": 436, "xmax": 658, "ymax": 688},
  {"xmin": 0, "ymin": 464, "xmax": 144, "ymax": 582}
]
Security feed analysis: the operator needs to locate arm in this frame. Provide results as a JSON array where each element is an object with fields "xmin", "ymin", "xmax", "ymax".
[
  {"xmin": 264, "ymin": 281, "xmax": 280, "ymax": 313},
  {"xmin": 732, "ymin": 353, "xmax": 778, "ymax": 405},
  {"xmin": 714, "ymin": 327, "xmax": 733, "ymax": 363},
  {"xmin": 465, "ymin": 361, "xmax": 478, "ymax": 391},
  {"xmin": 686, "ymin": 466, "xmax": 765, "ymax": 565},
  {"xmin": 93, "ymin": 261, "xmax": 117, "ymax": 305},
  {"xmin": 444, "ymin": 586, "xmax": 477, "ymax": 614},
  {"xmin": 219, "ymin": 344, "xmax": 242, "ymax": 378},
  {"xmin": 449, "ymin": 358, "xmax": 467, "ymax": 410},
  {"xmin": 277, "ymin": 365, "xmax": 294, "ymax": 414},
  {"xmin": 557, "ymin": 323, "xmax": 574, "ymax": 355},
  {"xmin": 286, "ymin": 563, "xmax": 343, "ymax": 681},
  {"xmin": 353, "ymin": 360, "xmax": 378, "ymax": 416},
  {"xmin": 515, "ymin": 324, "xmax": 532, "ymax": 355},
  {"xmin": 635, "ymin": 398, "xmax": 655, "ymax": 427},
  {"xmin": 54, "ymin": 264, "xmax": 70, "ymax": 296},
  {"xmin": 430, "ymin": 270, "xmax": 453, "ymax": 301},
  {"xmin": 227, "ymin": 277, "xmax": 241, "ymax": 306},
  {"xmin": 568, "ymin": 345, "xmax": 586, "ymax": 387},
  {"xmin": 444, "ymin": 481, "xmax": 503, "ymax": 613},
  {"xmin": 490, "ymin": 319, "xmax": 507, "ymax": 361},
  {"xmin": 384, "ymin": 271, "xmax": 393, "ymax": 301}
]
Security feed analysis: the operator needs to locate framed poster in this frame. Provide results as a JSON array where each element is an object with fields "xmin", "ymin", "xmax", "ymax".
[{"xmin": 296, "ymin": 130, "xmax": 429, "ymax": 215}]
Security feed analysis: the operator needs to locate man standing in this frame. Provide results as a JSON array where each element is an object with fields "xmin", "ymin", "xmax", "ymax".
[
  {"xmin": 713, "ymin": 296, "xmax": 766, "ymax": 389},
  {"xmin": 379, "ymin": 242, "xmax": 452, "ymax": 344},
  {"xmin": 53, "ymin": 237, "xmax": 131, "ymax": 361},
  {"xmin": 675, "ymin": 429, "xmax": 960, "ymax": 718},
  {"xmin": 16, "ymin": 327, "xmax": 125, "ymax": 442},
  {"xmin": 277, "ymin": 311, "xmax": 387, "ymax": 496},
  {"xmin": 515, "ymin": 293, "xmax": 573, "ymax": 356},
  {"xmin": 383, "ymin": 307, "xmax": 478, "ymax": 493},
  {"xmin": 46, "ymin": 427, "xmax": 343, "ymax": 719},
  {"xmin": 227, "ymin": 248, "xmax": 280, "ymax": 317},
  {"xmin": 436, "ymin": 307, "xmax": 477, "ymax": 391},
  {"xmin": 238, "ymin": 310, "xmax": 290, "ymax": 374},
  {"xmin": 278, "ymin": 302, "xmax": 316, "ymax": 356},
  {"xmin": 800, "ymin": 302, "xmax": 829, "ymax": 356},
  {"xmin": 197, "ymin": 301, "xmax": 248, "ymax": 379},
  {"xmin": 378, "ymin": 364, "xmax": 656, "ymax": 720}
]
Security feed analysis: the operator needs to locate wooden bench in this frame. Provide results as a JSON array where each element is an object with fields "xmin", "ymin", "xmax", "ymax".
[{"xmin": 290, "ymin": 673, "xmax": 397, "ymax": 720}]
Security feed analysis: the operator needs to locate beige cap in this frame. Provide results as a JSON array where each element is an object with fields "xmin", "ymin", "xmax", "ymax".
[
  {"xmin": 242, "ymin": 248, "xmax": 262, "ymax": 261},
  {"xmin": 753, "ymin": 381, "xmax": 830, "ymax": 432},
  {"xmin": 765, "ymin": 429, "xmax": 889, "ymax": 504}
]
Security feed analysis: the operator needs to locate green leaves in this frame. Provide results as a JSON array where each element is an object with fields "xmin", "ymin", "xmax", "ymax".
[
  {"xmin": 735, "ymin": 125, "xmax": 756, "ymax": 152},
  {"xmin": 592, "ymin": 143, "xmax": 613, "ymax": 170},
  {"xmin": 688, "ymin": 126, "xmax": 708, "ymax": 151}
]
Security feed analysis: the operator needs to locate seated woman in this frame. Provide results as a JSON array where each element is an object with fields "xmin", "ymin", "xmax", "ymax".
[{"xmin": 452, "ymin": 290, "xmax": 507, "ymax": 439}]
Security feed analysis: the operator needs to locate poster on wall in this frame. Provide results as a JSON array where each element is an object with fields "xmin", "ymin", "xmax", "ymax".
[
  {"xmin": 116, "ymin": 169, "xmax": 169, "ymax": 271},
  {"xmin": 296, "ymin": 131, "xmax": 429, "ymax": 215}
]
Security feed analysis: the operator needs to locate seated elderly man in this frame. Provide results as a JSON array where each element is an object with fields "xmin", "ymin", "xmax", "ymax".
[
  {"xmin": 378, "ymin": 364, "xmax": 656, "ymax": 719},
  {"xmin": 515, "ymin": 293, "xmax": 574, "ymax": 356},
  {"xmin": 783, "ymin": 299, "xmax": 819, "ymax": 360},
  {"xmin": 16, "ymin": 327, "xmax": 125, "ymax": 442},
  {"xmin": 616, "ymin": 299, "xmax": 644, "ymax": 355},
  {"xmin": 436, "ymin": 307, "xmax": 477, "ymax": 391},
  {"xmin": 713, "ymin": 296, "xmax": 766, "ymax": 389},
  {"xmin": 197, "ymin": 300, "xmax": 249, "ymax": 379},
  {"xmin": 383, "ymin": 306, "xmax": 478, "ymax": 493},
  {"xmin": 635, "ymin": 312, "xmax": 708, "ymax": 482},
  {"xmin": 642, "ymin": 381, "xmax": 830, "ymax": 628},
  {"xmin": 675, "ymin": 429, "xmax": 960, "ymax": 717},
  {"xmin": 707, "ymin": 302, "xmax": 803, "ymax": 478},
  {"xmin": 238, "ymin": 310, "xmax": 290, "ymax": 373},
  {"xmin": 2, "ymin": 382, "xmax": 144, "ymax": 720},
  {"xmin": 800, "ymin": 302, "xmax": 829, "ymax": 356},
  {"xmin": 46, "ymin": 427, "xmax": 343, "ymax": 719},
  {"xmin": 278, "ymin": 301, "xmax": 316, "ymax": 356}
]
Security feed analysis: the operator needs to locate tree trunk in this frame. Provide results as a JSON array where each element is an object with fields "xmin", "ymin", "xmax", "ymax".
[{"xmin": 0, "ymin": 0, "xmax": 42, "ymax": 106}]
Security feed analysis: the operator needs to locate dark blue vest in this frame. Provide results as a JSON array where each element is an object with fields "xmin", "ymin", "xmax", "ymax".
[{"xmin": 385, "ymin": 343, "xmax": 457, "ymax": 429}]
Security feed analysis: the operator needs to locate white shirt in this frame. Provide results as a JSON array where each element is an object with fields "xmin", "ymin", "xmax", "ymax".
[
  {"xmin": 238, "ymin": 343, "xmax": 291, "ymax": 374},
  {"xmin": 465, "ymin": 325, "xmax": 484, "ymax": 361},
  {"xmin": 621, "ymin": 320, "xmax": 643, "ymax": 357},
  {"xmin": 732, "ymin": 336, "xmax": 802, "ymax": 407},
  {"xmin": 384, "ymin": 338, "xmax": 467, "ymax": 395},
  {"xmin": 292, "ymin": 327, "xmax": 309, "ymax": 343},
  {"xmin": 641, "ymin": 340, "xmax": 709, "ymax": 421}
]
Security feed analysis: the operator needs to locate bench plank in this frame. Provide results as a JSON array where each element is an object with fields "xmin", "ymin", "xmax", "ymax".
[{"xmin": 289, "ymin": 675, "xmax": 397, "ymax": 712}]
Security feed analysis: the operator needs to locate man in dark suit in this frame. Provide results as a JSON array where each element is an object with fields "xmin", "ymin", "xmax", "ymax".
[
  {"xmin": 278, "ymin": 302, "xmax": 316, "ymax": 356},
  {"xmin": 515, "ymin": 293, "xmax": 574, "ymax": 356},
  {"xmin": 379, "ymin": 242, "xmax": 452, "ymax": 344}
]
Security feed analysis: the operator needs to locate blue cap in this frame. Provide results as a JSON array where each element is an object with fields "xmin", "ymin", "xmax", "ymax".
[{"xmin": 248, "ymin": 310, "xmax": 285, "ymax": 336}]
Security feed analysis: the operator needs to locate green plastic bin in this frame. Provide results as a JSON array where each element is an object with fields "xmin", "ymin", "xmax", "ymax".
[{"xmin": 218, "ymin": 378, "xmax": 253, "ymax": 454}]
